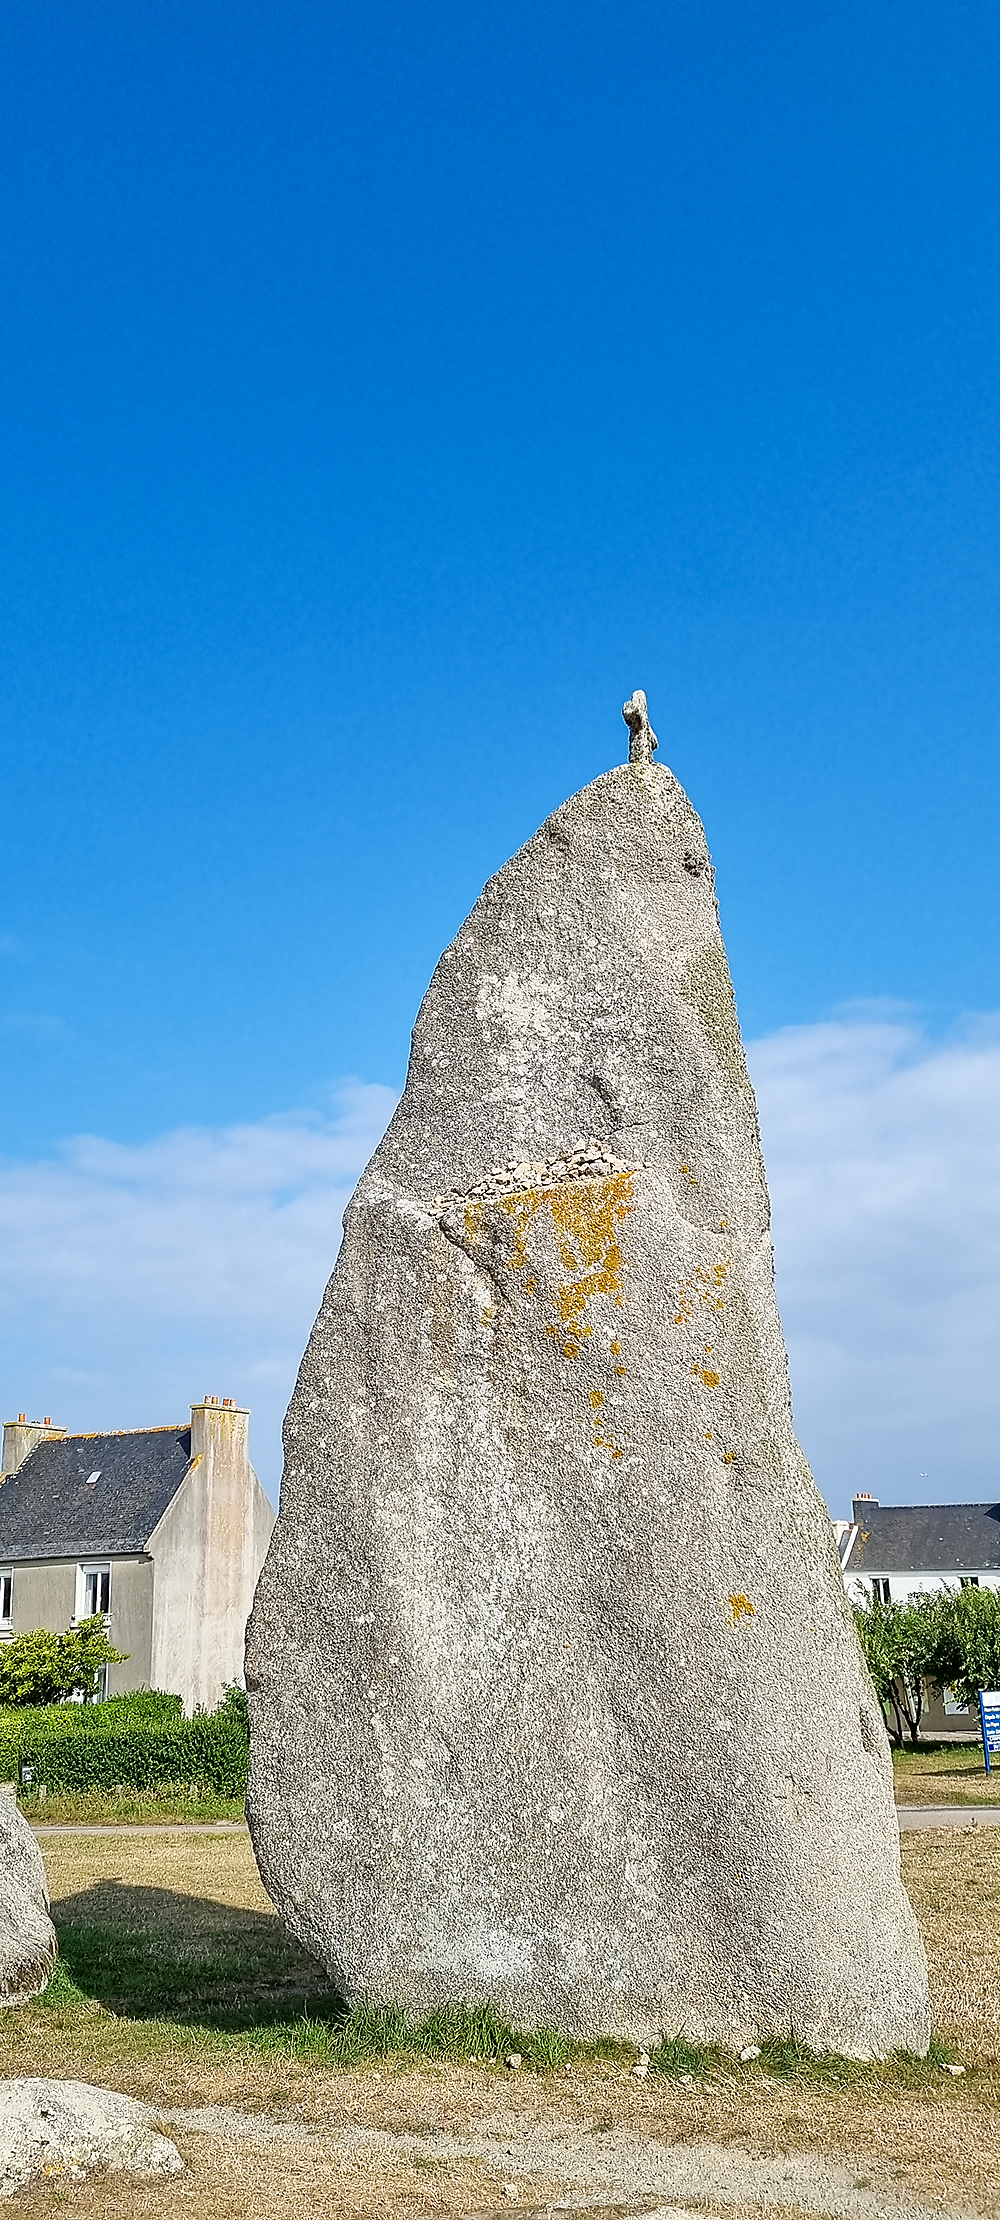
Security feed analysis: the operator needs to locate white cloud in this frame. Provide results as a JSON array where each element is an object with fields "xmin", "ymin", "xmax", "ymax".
[
  {"xmin": 0, "ymin": 1083, "xmax": 398, "ymax": 1501},
  {"xmin": 750, "ymin": 1013, "xmax": 1000, "ymax": 1515},
  {"xmin": 2, "ymin": 1020, "xmax": 998, "ymax": 1516}
]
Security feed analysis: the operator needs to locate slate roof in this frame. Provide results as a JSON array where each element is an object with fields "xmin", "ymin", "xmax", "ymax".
[
  {"xmin": 0, "ymin": 1428, "xmax": 193, "ymax": 1563},
  {"xmin": 849, "ymin": 1499, "xmax": 1000, "ymax": 1577}
]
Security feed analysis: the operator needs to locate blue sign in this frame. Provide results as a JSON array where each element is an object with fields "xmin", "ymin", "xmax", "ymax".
[{"xmin": 978, "ymin": 1691, "xmax": 1000, "ymax": 1775}]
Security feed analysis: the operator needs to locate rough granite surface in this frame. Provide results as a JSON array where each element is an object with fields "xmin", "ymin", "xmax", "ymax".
[
  {"xmin": 0, "ymin": 1795, "xmax": 56, "ymax": 2006},
  {"xmin": 0, "ymin": 2081, "xmax": 182, "ymax": 2196},
  {"xmin": 246, "ymin": 752, "xmax": 930, "ymax": 2056}
]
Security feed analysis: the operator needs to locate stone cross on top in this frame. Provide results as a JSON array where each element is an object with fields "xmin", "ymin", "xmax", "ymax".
[{"xmin": 622, "ymin": 689, "xmax": 658, "ymax": 764}]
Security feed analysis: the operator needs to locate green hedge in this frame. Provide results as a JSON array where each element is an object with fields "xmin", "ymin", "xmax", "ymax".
[{"xmin": 0, "ymin": 1688, "xmax": 248, "ymax": 1797}]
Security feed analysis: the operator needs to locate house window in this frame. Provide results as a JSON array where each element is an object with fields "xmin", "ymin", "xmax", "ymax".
[
  {"xmin": 873, "ymin": 1578, "xmax": 892, "ymax": 1604},
  {"xmin": 76, "ymin": 1564, "xmax": 111, "ymax": 1622},
  {"xmin": 960, "ymin": 1576, "xmax": 980, "ymax": 1589},
  {"xmin": 0, "ymin": 1571, "xmax": 12, "ymax": 1627}
]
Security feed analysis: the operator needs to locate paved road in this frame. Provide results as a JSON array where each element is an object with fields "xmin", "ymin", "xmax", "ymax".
[
  {"xmin": 24, "ymin": 1809, "xmax": 1000, "ymax": 1836},
  {"xmin": 29, "ymin": 1819, "xmax": 246, "ymax": 1835},
  {"xmin": 897, "ymin": 1804, "xmax": 1000, "ymax": 1830}
]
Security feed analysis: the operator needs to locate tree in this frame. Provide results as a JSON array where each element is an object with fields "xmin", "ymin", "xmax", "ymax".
[
  {"xmin": 0, "ymin": 1631, "xmax": 66, "ymax": 1708},
  {"xmin": 0, "ymin": 1618, "xmax": 126, "ymax": 1708},
  {"xmin": 922, "ymin": 1585, "xmax": 1000, "ymax": 1712},
  {"xmin": 853, "ymin": 1593, "xmax": 940, "ymax": 1747},
  {"xmin": 58, "ymin": 1617, "xmax": 128, "ymax": 1702}
]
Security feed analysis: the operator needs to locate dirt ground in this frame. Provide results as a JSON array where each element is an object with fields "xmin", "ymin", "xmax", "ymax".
[{"xmin": 6, "ymin": 1825, "xmax": 998, "ymax": 2220}]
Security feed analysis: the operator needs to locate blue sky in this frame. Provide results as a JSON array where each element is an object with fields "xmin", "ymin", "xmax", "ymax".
[{"xmin": 2, "ymin": 1, "xmax": 999, "ymax": 1507}]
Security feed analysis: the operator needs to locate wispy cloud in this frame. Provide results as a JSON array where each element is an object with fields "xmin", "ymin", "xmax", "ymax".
[
  {"xmin": 0, "ymin": 1083, "xmax": 398, "ymax": 1497},
  {"xmin": 750, "ymin": 1014, "xmax": 1000, "ymax": 1514},
  {"xmin": 1, "ymin": 1022, "xmax": 998, "ymax": 1514}
]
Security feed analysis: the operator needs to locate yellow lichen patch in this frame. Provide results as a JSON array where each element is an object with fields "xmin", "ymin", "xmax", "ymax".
[
  {"xmin": 672, "ymin": 1258, "xmax": 731, "ymax": 1329},
  {"xmin": 729, "ymin": 1593, "xmax": 754, "ymax": 1625},
  {"xmin": 614, "ymin": 1365, "xmax": 627, "ymax": 1377},
  {"xmin": 723, "ymin": 1450, "xmax": 736, "ymax": 1465},
  {"xmin": 590, "ymin": 1390, "xmax": 604, "ymax": 1409},
  {"xmin": 479, "ymin": 1305, "xmax": 496, "ymax": 1327},
  {"xmin": 694, "ymin": 1366, "xmax": 720, "ymax": 1389},
  {"xmin": 500, "ymin": 1172, "xmax": 634, "ymax": 1341},
  {"xmin": 610, "ymin": 1341, "xmax": 621, "ymax": 1355}
]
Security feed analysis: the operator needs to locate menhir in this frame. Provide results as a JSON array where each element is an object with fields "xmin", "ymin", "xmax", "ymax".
[{"xmin": 246, "ymin": 693, "xmax": 929, "ymax": 2057}]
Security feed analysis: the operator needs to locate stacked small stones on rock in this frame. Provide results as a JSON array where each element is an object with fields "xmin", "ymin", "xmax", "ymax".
[
  {"xmin": 247, "ymin": 693, "xmax": 930, "ymax": 2059},
  {"xmin": 432, "ymin": 1141, "xmax": 647, "ymax": 1210}
]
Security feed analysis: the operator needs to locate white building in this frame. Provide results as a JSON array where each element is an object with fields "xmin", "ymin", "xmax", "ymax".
[
  {"xmin": 0, "ymin": 1399, "xmax": 275, "ymax": 1713},
  {"xmin": 835, "ymin": 1492, "xmax": 1000, "ymax": 1734}
]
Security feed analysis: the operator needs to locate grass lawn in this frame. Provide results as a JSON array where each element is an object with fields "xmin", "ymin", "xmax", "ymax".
[
  {"xmin": 17, "ymin": 1785, "xmax": 245, "ymax": 1826},
  {"xmin": 5, "ymin": 1824, "xmax": 1000, "ymax": 2219},
  {"xmin": 891, "ymin": 1738, "xmax": 1000, "ymax": 1804}
]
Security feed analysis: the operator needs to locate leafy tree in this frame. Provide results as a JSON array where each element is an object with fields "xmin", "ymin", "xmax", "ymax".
[
  {"xmin": 853, "ymin": 1594, "xmax": 940, "ymax": 1747},
  {"xmin": 0, "ymin": 1631, "xmax": 66, "ymax": 1708},
  {"xmin": 922, "ymin": 1585, "xmax": 1000, "ymax": 1711},
  {"xmin": 58, "ymin": 1617, "xmax": 128, "ymax": 1702},
  {"xmin": 0, "ymin": 1618, "xmax": 126, "ymax": 1708}
]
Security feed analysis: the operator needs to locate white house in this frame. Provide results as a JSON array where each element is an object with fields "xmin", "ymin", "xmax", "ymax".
[
  {"xmin": 0, "ymin": 1399, "xmax": 275, "ymax": 1713},
  {"xmin": 835, "ymin": 1492, "xmax": 1000, "ymax": 1734}
]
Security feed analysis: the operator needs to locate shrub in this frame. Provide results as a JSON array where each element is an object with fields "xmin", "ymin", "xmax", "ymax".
[
  {"xmin": 0, "ymin": 1617, "xmax": 126, "ymax": 1707},
  {"xmin": 0, "ymin": 1686, "xmax": 247, "ymax": 1797}
]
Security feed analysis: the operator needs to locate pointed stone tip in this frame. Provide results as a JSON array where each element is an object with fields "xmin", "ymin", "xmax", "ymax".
[{"xmin": 622, "ymin": 690, "xmax": 658, "ymax": 764}]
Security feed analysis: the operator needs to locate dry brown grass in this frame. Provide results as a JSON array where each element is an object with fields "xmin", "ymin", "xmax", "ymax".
[
  {"xmin": 901, "ymin": 1826, "xmax": 1000, "ymax": 2056},
  {"xmin": 5, "ymin": 1825, "xmax": 999, "ymax": 2218}
]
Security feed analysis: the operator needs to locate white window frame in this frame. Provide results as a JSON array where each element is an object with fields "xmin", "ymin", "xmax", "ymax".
[
  {"xmin": 75, "ymin": 1562, "xmax": 111, "ymax": 1625},
  {"xmin": 0, "ymin": 1569, "xmax": 12, "ymax": 1628}
]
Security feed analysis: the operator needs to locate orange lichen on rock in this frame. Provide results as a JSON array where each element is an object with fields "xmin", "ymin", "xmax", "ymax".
[
  {"xmin": 729, "ymin": 1593, "xmax": 755, "ymax": 1625},
  {"xmin": 499, "ymin": 1172, "xmax": 635, "ymax": 1355}
]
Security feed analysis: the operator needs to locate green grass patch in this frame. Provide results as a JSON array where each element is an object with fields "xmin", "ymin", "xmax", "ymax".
[
  {"xmin": 19, "ymin": 1785, "xmax": 245, "ymax": 1825},
  {"xmin": 44, "ymin": 1891, "xmax": 966, "ymax": 2090}
]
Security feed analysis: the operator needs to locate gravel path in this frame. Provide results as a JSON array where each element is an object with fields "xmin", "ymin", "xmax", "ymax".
[
  {"xmin": 154, "ymin": 2101, "xmax": 964, "ymax": 2220},
  {"xmin": 25, "ymin": 1809, "xmax": 1000, "ymax": 1836}
]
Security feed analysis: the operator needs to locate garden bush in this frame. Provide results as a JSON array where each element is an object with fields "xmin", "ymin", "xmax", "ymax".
[
  {"xmin": 0, "ymin": 1617, "xmax": 126, "ymax": 1707},
  {"xmin": 0, "ymin": 1685, "xmax": 247, "ymax": 1797}
]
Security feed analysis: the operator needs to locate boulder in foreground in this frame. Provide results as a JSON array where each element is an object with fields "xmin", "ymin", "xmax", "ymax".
[{"xmin": 0, "ymin": 2080, "xmax": 182, "ymax": 2197}]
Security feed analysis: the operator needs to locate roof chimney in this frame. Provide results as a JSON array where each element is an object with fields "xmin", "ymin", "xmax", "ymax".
[
  {"xmin": 852, "ymin": 1493, "xmax": 879, "ymax": 1521},
  {"xmin": 2, "ymin": 1415, "xmax": 68, "ymax": 1481}
]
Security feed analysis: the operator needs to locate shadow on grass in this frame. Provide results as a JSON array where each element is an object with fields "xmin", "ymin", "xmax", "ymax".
[
  {"xmin": 52, "ymin": 1881, "xmax": 341, "ymax": 2030},
  {"xmin": 48, "ymin": 1883, "xmax": 961, "ymax": 2085},
  {"xmin": 48, "ymin": 1882, "xmax": 579, "ymax": 2067}
]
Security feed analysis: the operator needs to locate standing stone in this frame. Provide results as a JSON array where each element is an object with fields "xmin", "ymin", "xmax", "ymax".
[
  {"xmin": 247, "ymin": 706, "xmax": 929, "ymax": 2057},
  {"xmin": 0, "ymin": 1793, "xmax": 57, "ymax": 2005}
]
